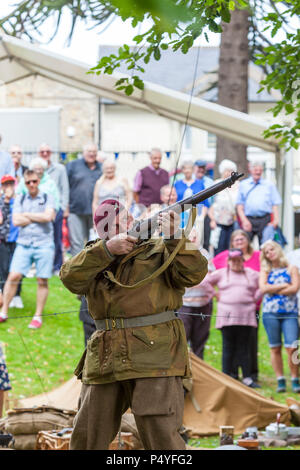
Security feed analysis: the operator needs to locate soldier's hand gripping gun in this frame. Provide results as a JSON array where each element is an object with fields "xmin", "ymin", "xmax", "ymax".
[{"xmin": 128, "ymin": 171, "xmax": 244, "ymax": 240}]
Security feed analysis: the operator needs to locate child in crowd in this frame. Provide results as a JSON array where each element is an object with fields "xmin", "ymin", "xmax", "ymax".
[
  {"xmin": 259, "ymin": 240, "xmax": 300, "ymax": 393},
  {"xmin": 207, "ymin": 249, "xmax": 261, "ymax": 388}
]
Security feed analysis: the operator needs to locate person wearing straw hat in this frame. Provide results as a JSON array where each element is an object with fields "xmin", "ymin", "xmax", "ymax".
[{"xmin": 60, "ymin": 198, "xmax": 208, "ymax": 450}]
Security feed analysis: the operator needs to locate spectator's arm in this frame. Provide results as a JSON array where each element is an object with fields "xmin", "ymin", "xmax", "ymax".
[
  {"xmin": 122, "ymin": 178, "xmax": 133, "ymax": 209},
  {"xmin": 208, "ymin": 205, "xmax": 217, "ymax": 229},
  {"xmin": 133, "ymin": 170, "xmax": 142, "ymax": 203},
  {"xmin": 26, "ymin": 208, "xmax": 56, "ymax": 223},
  {"xmin": 259, "ymin": 269, "xmax": 289, "ymax": 294},
  {"xmin": 13, "ymin": 212, "xmax": 32, "ymax": 227},
  {"xmin": 277, "ymin": 266, "xmax": 300, "ymax": 295},
  {"xmin": 271, "ymin": 205, "xmax": 279, "ymax": 228},
  {"xmin": 254, "ymin": 288, "xmax": 263, "ymax": 303},
  {"xmin": 92, "ymin": 180, "xmax": 100, "ymax": 215},
  {"xmin": 236, "ymin": 204, "xmax": 252, "ymax": 232},
  {"xmin": 60, "ymin": 166, "xmax": 70, "ymax": 212}
]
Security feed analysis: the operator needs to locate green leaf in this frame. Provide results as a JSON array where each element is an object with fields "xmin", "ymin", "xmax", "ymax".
[
  {"xmin": 125, "ymin": 84, "xmax": 134, "ymax": 96},
  {"xmin": 154, "ymin": 48, "xmax": 161, "ymax": 61},
  {"xmin": 285, "ymin": 103, "xmax": 295, "ymax": 114}
]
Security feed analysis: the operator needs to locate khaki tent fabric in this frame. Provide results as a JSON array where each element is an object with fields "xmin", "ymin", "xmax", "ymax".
[
  {"xmin": 19, "ymin": 376, "xmax": 81, "ymax": 411},
  {"xmin": 18, "ymin": 354, "xmax": 291, "ymax": 437},
  {"xmin": 183, "ymin": 353, "xmax": 291, "ymax": 436}
]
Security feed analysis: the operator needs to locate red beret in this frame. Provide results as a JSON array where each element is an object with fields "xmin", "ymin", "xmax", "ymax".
[{"xmin": 93, "ymin": 199, "xmax": 125, "ymax": 238}]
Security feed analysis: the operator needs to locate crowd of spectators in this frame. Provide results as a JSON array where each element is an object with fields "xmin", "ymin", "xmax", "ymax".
[{"xmin": 0, "ymin": 140, "xmax": 299, "ymax": 403}]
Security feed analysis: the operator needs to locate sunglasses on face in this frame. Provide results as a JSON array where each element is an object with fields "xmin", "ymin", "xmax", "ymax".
[{"xmin": 25, "ymin": 179, "xmax": 39, "ymax": 185}]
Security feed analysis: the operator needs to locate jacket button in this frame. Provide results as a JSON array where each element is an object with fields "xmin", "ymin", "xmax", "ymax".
[
  {"xmin": 122, "ymin": 359, "xmax": 126, "ymax": 363},
  {"xmin": 150, "ymin": 341, "xmax": 154, "ymax": 345}
]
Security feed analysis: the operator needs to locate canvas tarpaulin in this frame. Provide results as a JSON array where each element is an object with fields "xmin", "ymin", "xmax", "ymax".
[
  {"xmin": 183, "ymin": 353, "xmax": 291, "ymax": 436},
  {"xmin": 18, "ymin": 354, "xmax": 291, "ymax": 436},
  {"xmin": 18, "ymin": 376, "xmax": 81, "ymax": 411}
]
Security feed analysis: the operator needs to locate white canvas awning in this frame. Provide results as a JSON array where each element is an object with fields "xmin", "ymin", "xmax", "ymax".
[
  {"xmin": 0, "ymin": 34, "xmax": 294, "ymax": 250},
  {"xmin": 0, "ymin": 34, "xmax": 279, "ymax": 153}
]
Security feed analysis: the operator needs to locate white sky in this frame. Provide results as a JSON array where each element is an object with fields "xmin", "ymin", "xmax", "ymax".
[
  {"xmin": 1, "ymin": 2, "xmax": 297, "ymax": 66},
  {"xmin": 0, "ymin": 4, "xmax": 220, "ymax": 65}
]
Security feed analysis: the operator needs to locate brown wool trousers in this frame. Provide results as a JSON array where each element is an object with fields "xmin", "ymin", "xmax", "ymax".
[{"xmin": 70, "ymin": 376, "xmax": 186, "ymax": 450}]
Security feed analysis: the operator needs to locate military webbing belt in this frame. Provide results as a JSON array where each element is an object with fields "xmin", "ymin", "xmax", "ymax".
[
  {"xmin": 103, "ymin": 206, "xmax": 197, "ymax": 290},
  {"xmin": 94, "ymin": 310, "xmax": 177, "ymax": 331}
]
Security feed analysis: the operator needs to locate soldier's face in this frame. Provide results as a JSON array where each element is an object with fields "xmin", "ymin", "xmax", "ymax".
[{"xmin": 108, "ymin": 210, "xmax": 133, "ymax": 238}]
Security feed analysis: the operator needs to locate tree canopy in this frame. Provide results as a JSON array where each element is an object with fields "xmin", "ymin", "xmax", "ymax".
[{"xmin": 1, "ymin": 0, "xmax": 299, "ymax": 150}]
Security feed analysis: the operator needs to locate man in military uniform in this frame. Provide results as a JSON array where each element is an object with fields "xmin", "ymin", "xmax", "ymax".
[{"xmin": 60, "ymin": 199, "xmax": 208, "ymax": 450}]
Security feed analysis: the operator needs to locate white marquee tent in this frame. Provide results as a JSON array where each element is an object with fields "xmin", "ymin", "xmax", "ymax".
[{"xmin": 0, "ymin": 34, "xmax": 293, "ymax": 248}]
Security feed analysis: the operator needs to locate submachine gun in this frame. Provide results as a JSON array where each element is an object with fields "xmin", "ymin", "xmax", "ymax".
[{"xmin": 128, "ymin": 171, "xmax": 244, "ymax": 240}]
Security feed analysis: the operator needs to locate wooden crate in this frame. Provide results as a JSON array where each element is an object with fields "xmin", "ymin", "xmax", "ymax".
[{"xmin": 36, "ymin": 429, "xmax": 72, "ymax": 450}]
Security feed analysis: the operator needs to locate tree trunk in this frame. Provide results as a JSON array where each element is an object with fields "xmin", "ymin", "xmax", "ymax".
[{"xmin": 216, "ymin": 9, "xmax": 250, "ymax": 177}]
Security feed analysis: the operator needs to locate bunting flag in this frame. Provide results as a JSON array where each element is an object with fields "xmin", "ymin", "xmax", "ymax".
[
  {"xmin": 166, "ymin": 151, "xmax": 171, "ymax": 159},
  {"xmin": 114, "ymin": 152, "xmax": 119, "ymax": 160}
]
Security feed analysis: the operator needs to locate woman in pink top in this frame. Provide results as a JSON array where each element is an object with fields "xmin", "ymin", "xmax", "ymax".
[
  {"xmin": 213, "ymin": 229, "xmax": 260, "ymax": 271},
  {"xmin": 213, "ymin": 229, "xmax": 261, "ymax": 382},
  {"xmin": 207, "ymin": 249, "xmax": 262, "ymax": 388}
]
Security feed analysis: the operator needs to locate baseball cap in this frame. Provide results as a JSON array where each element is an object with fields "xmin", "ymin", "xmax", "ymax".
[
  {"xmin": 228, "ymin": 249, "xmax": 243, "ymax": 259},
  {"xmin": 194, "ymin": 160, "xmax": 207, "ymax": 167},
  {"xmin": 1, "ymin": 174, "xmax": 16, "ymax": 184}
]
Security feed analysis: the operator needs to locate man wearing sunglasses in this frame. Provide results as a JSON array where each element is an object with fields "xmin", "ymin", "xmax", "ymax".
[{"xmin": 0, "ymin": 170, "xmax": 56, "ymax": 329}]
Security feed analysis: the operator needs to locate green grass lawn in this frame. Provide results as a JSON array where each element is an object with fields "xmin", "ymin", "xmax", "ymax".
[
  {"xmin": 0, "ymin": 276, "xmax": 84, "ymax": 401},
  {"xmin": 1, "ymin": 279, "xmax": 299, "ymax": 449}
]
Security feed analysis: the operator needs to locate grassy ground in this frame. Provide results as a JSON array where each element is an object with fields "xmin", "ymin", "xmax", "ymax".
[
  {"xmin": 0, "ymin": 276, "xmax": 83, "ymax": 401},
  {"xmin": 188, "ymin": 303, "xmax": 300, "ymax": 449},
  {"xmin": 1, "ymin": 278, "xmax": 299, "ymax": 449}
]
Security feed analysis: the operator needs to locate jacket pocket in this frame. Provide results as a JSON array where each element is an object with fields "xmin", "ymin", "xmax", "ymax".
[
  {"xmin": 128, "ymin": 325, "xmax": 172, "ymax": 370},
  {"xmin": 82, "ymin": 332, "xmax": 102, "ymax": 381}
]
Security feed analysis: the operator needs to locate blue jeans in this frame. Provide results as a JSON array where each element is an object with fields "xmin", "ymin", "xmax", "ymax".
[{"xmin": 263, "ymin": 311, "xmax": 299, "ymax": 348}]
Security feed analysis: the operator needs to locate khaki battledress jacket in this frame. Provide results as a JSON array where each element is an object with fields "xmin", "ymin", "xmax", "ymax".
[{"xmin": 60, "ymin": 236, "xmax": 208, "ymax": 385}]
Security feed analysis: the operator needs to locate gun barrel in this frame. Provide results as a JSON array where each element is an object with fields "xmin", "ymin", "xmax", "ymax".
[{"xmin": 129, "ymin": 171, "xmax": 244, "ymax": 239}]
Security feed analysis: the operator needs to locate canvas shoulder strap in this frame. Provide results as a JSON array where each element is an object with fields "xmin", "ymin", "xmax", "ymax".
[{"xmin": 104, "ymin": 206, "xmax": 197, "ymax": 290}]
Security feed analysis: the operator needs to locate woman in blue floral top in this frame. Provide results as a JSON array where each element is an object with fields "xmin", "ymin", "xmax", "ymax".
[
  {"xmin": 0, "ymin": 343, "xmax": 11, "ymax": 417},
  {"xmin": 259, "ymin": 240, "xmax": 300, "ymax": 393}
]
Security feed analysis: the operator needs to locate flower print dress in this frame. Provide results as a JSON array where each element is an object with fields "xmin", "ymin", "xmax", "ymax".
[
  {"xmin": 0, "ymin": 343, "xmax": 11, "ymax": 391},
  {"xmin": 262, "ymin": 268, "xmax": 298, "ymax": 314}
]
